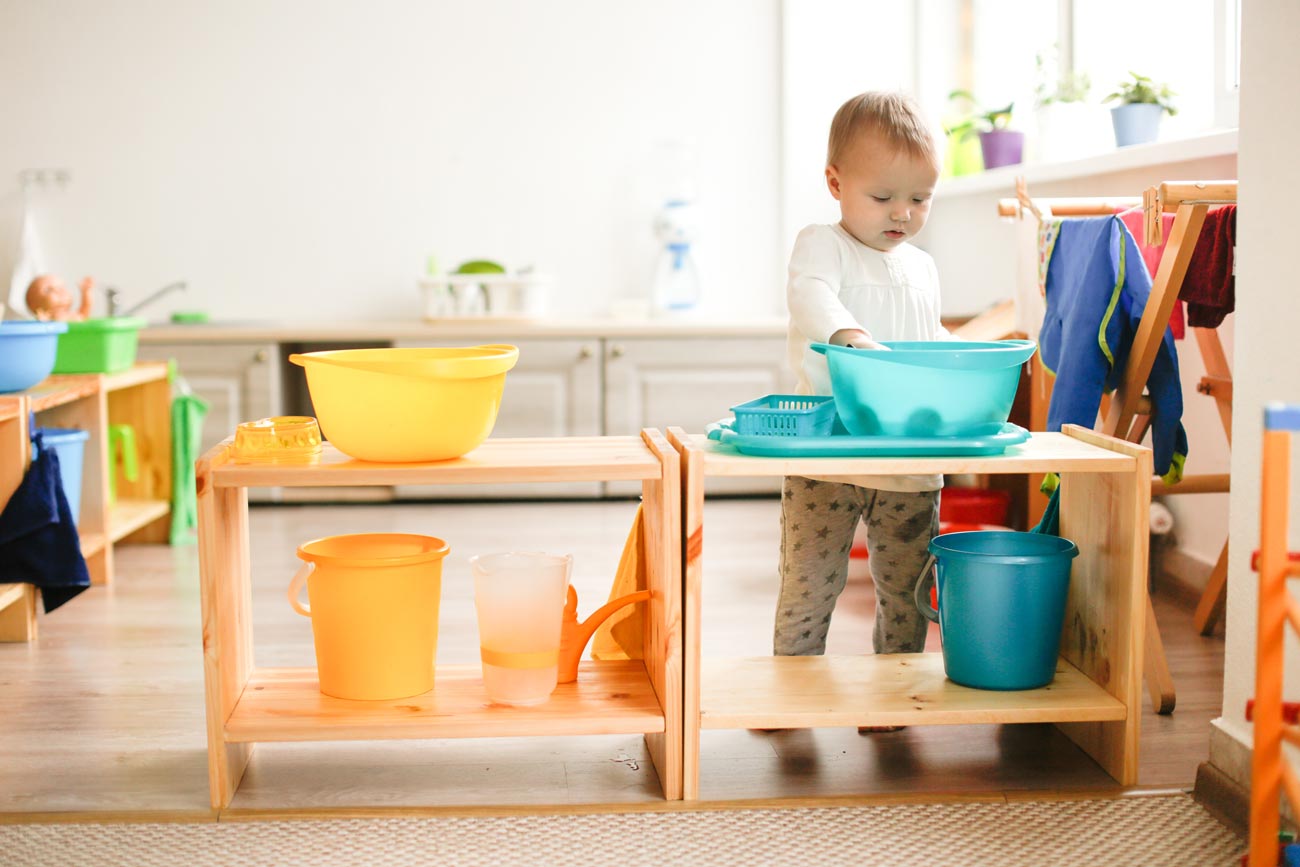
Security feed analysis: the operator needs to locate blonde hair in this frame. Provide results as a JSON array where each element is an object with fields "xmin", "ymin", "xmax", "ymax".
[{"xmin": 826, "ymin": 91, "xmax": 938, "ymax": 169}]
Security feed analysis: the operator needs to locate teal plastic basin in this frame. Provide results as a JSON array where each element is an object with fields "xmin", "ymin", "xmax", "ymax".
[
  {"xmin": 915, "ymin": 530, "xmax": 1078, "ymax": 690},
  {"xmin": 811, "ymin": 340, "xmax": 1037, "ymax": 437}
]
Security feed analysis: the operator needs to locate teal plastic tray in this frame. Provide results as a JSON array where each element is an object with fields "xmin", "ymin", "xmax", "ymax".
[{"xmin": 705, "ymin": 420, "xmax": 1030, "ymax": 457}]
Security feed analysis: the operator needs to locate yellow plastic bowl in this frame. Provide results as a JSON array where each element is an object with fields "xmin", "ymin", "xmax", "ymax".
[{"xmin": 289, "ymin": 345, "xmax": 519, "ymax": 462}]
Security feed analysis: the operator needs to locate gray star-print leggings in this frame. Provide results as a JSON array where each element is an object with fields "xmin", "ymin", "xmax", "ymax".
[{"xmin": 775, "ymin": 476, "xmax": 939, "ymax": 656}]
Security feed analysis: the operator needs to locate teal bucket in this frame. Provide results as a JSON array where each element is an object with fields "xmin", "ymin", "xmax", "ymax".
[{"xmin": 915, "ymin": 530, "xmax": 1078, "ymax": 690}]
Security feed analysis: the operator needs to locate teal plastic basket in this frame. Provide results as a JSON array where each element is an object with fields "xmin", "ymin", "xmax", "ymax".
[{"xmin": 729, "ymin": 394, "xmax": 836, "ymax": 437}]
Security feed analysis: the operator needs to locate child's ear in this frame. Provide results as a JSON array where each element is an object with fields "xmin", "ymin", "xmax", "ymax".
[{"xmin": 825, "ymin": 165, "xmax": 842, "ymax": 200}]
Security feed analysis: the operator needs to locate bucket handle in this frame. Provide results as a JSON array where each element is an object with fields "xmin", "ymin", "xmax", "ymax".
[
  {"xmin": 913, "ymin": 553, "xmax": 939, "ymax": 623},
  {"xmin": 287, "ymin": 562, "xmax": 314, "ymax": 617}
]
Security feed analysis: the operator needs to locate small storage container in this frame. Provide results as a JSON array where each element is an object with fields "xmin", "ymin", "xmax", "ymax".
[
  {"xmin": 0, "ymin": 321, "xmax": 68, "ymax": 393},
  {"xmin": 729, "ymin": 394, "xmax": 837, "ymax": 437},
  {"xmin": 53, "ymin": 317, "xmax": 148, "ymax": 374},
  {"xmin": 34, "ymin": 427, "xmax": 90, "ymax": 523}
]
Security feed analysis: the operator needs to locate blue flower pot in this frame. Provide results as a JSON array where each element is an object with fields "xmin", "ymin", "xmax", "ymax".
[{"xmin": 1111, "ymin": 104, "xmax": 1164, "ymax": 147}]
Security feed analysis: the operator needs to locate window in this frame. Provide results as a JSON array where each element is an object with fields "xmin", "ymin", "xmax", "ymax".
[{"xmin": 913, "ymin": 0, "xmax": 1239, "ymax": 164}]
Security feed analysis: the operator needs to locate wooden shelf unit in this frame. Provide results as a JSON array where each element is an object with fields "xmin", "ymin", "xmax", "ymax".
[
  {"xmin": 195, "ymin": 433, "xmax": 682, "ymax": 808},
  {"xmin": 668, "ymin": 425, "xmax": 1152, "ymax": 800},
  {"xmin": 0, "ymin": 364, "xmax": 172, "ymax": 641}
]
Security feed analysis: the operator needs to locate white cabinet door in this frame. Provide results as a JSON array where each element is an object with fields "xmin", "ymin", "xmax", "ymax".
[
  {"xmin": 136, "ymin": 341, "xmax": 283, "ymax": 502},
  {"xmin": 603, "ymin": 337, "xmax": 794, "ymax": 495},
  {"xmin": 393, "ymin": 338, "xmax": 603, "ymax": 499}
]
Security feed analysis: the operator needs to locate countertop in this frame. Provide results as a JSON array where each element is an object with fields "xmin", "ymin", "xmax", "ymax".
[{"xmin": 138, "ymin": 317, "xmax": 790, "ymax": 343}]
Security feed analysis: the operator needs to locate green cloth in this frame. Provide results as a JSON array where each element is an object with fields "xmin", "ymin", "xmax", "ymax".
[
  {"xmin": 169, "ymin": 393, "xmax": 208, "ymax": 545},
  {"xmin": 1032, "ymin": 486, "xmax": 1061, "ymax": 537}
]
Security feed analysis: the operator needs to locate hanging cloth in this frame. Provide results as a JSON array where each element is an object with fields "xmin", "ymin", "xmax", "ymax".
[
  {"xmin": 0, "ymin": 431, "xmax": 91, "ymax": 612},
  {"xmin": 169, "ymin": 392, "xmax": 209, "ymax": 544}
]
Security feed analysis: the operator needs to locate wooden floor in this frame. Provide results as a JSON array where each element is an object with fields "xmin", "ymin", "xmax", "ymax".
[{"xmin": 0, "ymin": 498, "xmax": 1224, "ymax": 815}]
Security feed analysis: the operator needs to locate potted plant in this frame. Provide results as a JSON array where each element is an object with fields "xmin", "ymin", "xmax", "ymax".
[
  {"xmin": 1033, "ymin": 52, "xmax": 1100, "ymax": 161},
  {"xmin": 1104, "ymin": 72, "xmax": 1177, "ymax": 147},
  {"xmin": 946, "ymin": 90, "xmax": 1023, "ymax": 170}
]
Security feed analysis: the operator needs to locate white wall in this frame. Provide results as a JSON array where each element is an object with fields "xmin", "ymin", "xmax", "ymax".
[
  {"xmin": 1217, "ymin": 0, "xmax": 1300, "ymax": 760},
  {"xmin": 779, "ymin": 0, "xmax": 918, "ymax": 254},
  {"xmin": 0, "ymin": 1, "xmax": 782, "ymax": 323}
]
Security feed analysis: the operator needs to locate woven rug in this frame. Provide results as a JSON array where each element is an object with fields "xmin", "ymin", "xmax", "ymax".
[{"xmin": 1, "ymin": 793, "xmax": 1242, "ymax": 867}]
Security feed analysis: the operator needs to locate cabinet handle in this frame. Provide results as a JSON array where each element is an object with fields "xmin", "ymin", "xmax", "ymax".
[
  {"xmin": 609, "ymin": 344, "xmax": 624, "ymax": 359},
  {"xmin": 579, "ymin": 345, "xmax": 594, "ymax": 360},
  {"xmin": 254, "ymin": 350, "xmax": 269, "ymax": 363}
]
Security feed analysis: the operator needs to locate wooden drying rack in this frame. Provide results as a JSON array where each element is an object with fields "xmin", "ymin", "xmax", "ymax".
[
  {"xmin": 1249, "ymin": 405, "xmax": 1300, "ymax": 867},
  {"xmin": 998, "ymin": 180, "xmax": 1239, "ymax": 715}
]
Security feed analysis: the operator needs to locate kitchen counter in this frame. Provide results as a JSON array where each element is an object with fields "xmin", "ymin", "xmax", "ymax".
[{"xmin": 138, "ymin": 317, "xmax": 790, "ymax": 343}]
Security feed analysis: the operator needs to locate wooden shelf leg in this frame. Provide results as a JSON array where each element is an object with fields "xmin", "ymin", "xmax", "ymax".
[
  {"xmin": 0, "ymin": 585, "xmax": 38, "ymax": 642},
  {"xmin": 1193, "ymin": 540, "xmax": 1230, "ymax": 636},
  {"xmin": 197, "ymin": 476, "xmax": 254, "ymax": 809},
  {"xmin": 1145, "ymin": 595, "xmax": 1177, "ymax": 714},
  {"xmin": 638, "ymin": 429, "xmax": 683, "ymax": 801},
  {"xmin": 667, "ymin": 427, "xmax": 702, "ymax": 801}
]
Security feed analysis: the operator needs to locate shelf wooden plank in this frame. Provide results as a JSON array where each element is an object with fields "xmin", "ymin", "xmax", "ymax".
[
  {"xmin": 108, "ymin": 498, "xmax": 169, "ymax": 542},
  {"xmin": 103, "ymin": 362, "xmax": 169, "ymax": 393},
  {"xmin": 79, "ymin": 531, "xmax": 107, "ymax": 558},
  {"xmin": 684, "ymin": 429, "xmax": 1136, "ymax": 478},
  {"xmin": 699, "ymin": 654, "xmax": 1127, "ymax": 730},
  {"xmin": 225, "ymin": 660, "xmax": 666, "ymax": 743},
  {"xmin": 27, "ymin": 375, "xmax": 101, "ymax": 413},
  {"xmin": 0, "ymin": 396, "xmax": 23, "ymax": 423},
  {"xmin": 209, "ymin": 437, "xmax": 662, "ymax": 488},
  {"xmin": 0, "ymin": 583, "xmax": 27, "ymax": 611}
]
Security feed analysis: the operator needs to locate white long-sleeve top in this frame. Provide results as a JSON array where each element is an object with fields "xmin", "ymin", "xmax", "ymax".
[{"xmin": 785, "ymin": 223, "xmax": 948, "ymax": 492}]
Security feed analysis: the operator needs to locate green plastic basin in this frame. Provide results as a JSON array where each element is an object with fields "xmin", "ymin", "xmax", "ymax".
[{"xmin": 53, "ymin": 317, "xmax": 148, "ymax": 374}]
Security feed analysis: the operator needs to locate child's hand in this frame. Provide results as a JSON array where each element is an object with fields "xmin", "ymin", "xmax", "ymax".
[{"xmin": 830, "ymin": 328, "xmax": 889, "ymax": 351}]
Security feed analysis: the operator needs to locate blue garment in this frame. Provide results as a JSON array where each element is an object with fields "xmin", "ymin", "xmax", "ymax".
[
  {"xmin": 0, "ymin": 431, "xmax": 91, "ymax": 612},
  {"xmin": 1039, "ymin": 216, "xmax": 1188, "ymax": 480}
]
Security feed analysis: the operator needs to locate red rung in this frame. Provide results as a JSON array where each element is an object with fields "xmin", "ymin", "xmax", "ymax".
[
  {"xmin": 1246, "ymin": 698, "xmax": 1300, "ymax": 724},
  {"xmin": 1251, "ymin": 550, "xmax": 1300, "ymax": 572}
]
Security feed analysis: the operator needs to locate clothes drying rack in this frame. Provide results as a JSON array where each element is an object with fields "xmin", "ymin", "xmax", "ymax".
[
  {"xmin": 1246, "ymin": 404, "xmax": 1300, "ymax": 867},
  {"xmin": 997, "ymin": 179, "xmax": 1238, "ymax": 715}
]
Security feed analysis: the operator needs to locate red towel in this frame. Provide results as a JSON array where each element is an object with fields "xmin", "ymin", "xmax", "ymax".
[
  {"xmin": 1183, "ymin": 205, "xmax": 1237, "ymax": 328},
  {"xmin": 1118, "ymin": 208, "xmax": 1185, "ymax": 338}
]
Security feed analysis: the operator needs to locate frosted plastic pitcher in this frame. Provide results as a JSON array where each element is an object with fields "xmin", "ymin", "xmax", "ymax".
[
  {"xmin": 470, "ymin": 552, "xmax": 573, "ymax": 706},
  {"xmin": 288, "ymin": 533, "xmax": 449, "ymax": 701}
]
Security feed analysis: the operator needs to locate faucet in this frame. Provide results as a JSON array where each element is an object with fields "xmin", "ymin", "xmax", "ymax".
[{"xmin": 105, "ymin": 281, "xmax": 188, "ymax": 317}]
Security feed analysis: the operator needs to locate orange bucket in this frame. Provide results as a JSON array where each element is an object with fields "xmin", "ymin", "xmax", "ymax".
[{"xmin": 288, "ymin": 533, "xmax": 449, "ymax": 700}]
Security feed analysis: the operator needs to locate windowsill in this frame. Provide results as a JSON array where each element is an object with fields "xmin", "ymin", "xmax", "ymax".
[{"xmin": 936, "ymin": 129, "xmax": 1238, "ymax": 197}]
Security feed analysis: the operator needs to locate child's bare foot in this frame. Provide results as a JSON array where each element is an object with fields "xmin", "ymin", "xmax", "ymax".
[{"xmin": 857, "ymin": 725, "xmax": 906, "ymax": 734}]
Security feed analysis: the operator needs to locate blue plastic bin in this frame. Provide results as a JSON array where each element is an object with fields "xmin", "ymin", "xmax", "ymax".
[
  {"xmin": 915, "ymin": 530, "xmax": 1078, "ymax": 690},
  {"xmin": 0, "ymin": 321, "xmax": 69, "ymax": 393},
  {"xmin": 35, "ymin": 427, "xmax": 90, "ymax": 523}
]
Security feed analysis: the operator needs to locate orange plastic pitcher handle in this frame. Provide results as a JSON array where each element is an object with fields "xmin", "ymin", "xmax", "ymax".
[{"xmin": 287, "ymin": 562, "xmax": 313, "ymax": 617}]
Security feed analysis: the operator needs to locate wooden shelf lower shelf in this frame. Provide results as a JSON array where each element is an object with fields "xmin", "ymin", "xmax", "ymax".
[
  {"xmin": 225, "ymin": 660, "xmax": 666, "ymax": 743},
  {"xmin": 79, "ymin": 531, "xmax": 107, "ymax": 559},
  {"xmin": 108, "ymin": 498, "xmax": 169, "ymax": 542},
  {"xmin": 699, "ymin": 653, "xmax": 1127, "ymax": 730}
]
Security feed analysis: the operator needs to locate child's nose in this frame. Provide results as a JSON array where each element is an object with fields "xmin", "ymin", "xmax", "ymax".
[{"xmin": 891, "ymin": 205, "xmax": 911, "ymax": 222}]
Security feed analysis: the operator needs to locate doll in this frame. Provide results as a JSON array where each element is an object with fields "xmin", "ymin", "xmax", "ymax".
[{"xmin": 25, "ymin": 274, "xmax": 95, "ymax": 321}]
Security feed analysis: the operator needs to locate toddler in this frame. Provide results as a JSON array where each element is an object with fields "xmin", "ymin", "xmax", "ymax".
[{"xmin": 777, "ymin": 91, "xmax": 947, "ymax": 686}]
